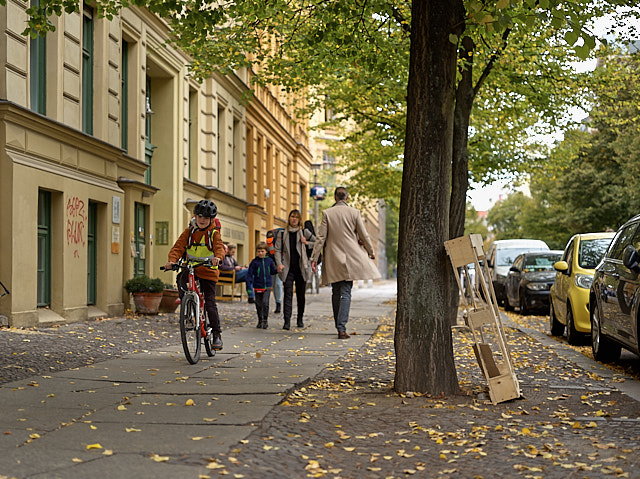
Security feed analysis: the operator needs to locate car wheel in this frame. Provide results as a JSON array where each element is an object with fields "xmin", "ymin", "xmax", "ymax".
[
  {"xmin": 549, "ymin": 301, "xmax": 564, "ymax": 336},
  {"xmin": 566, "ymin": 305, "xmax": 582, "ymax": 346},
  {"xmin": 519, "ymin": 291, "xmax": 528, "ymax": 315},
  {"xmin": 504, "ymin": 295, "xmax": 514, "ymax": 312},
  {"xmin": 591, "ymin": 303, "xmax": 621, "ymax": 362}
]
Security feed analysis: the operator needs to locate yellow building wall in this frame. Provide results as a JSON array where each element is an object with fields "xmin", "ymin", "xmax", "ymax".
[{"xmin": 0, "ymin": 1, "xmax": 313, "ymax": 324}]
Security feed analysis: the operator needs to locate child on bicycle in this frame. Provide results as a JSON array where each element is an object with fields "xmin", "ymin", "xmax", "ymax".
[
  {"xmin": 246, "ymin": 242, "xmax": 277, "ymax": 329},
  {"xmin": 163, "ymin": 199, "xmax": 226, "ymax": 349}
]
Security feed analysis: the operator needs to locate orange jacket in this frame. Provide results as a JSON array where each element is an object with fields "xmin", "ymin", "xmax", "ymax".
[{"xmin": 167, "ymin": 219, "xmax": 225, "ymax": 282}]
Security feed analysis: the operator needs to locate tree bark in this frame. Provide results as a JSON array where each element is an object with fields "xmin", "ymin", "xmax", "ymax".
[
  {"xmin": 394, "ymin": 0, "xmax": 464, "ymax": 395},
  {"xmin": 448, "ymin": 35, "xmax": 476, "ymax": 326}
]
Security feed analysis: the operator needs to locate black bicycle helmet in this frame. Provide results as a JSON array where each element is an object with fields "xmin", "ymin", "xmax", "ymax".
[{"xmin": 193, "ymin": 199, "xmax": 218, "ymax": 218}]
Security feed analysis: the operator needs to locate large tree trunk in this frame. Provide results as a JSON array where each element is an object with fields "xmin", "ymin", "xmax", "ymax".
[
  {"xmin": 448, "ymin": 36, "xmax": 476, "ymax": 326},
  {"xmin": 394, "ymin": 0, "xmax": 465, "ymax": 395}
]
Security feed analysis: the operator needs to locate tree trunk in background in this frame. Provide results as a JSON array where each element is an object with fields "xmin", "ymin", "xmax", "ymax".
[
  {"xmin": 448, "ymin": 36, "xmax": 476, "ymax": 326},
  {"xmin": 394, "ymin": 0, "xmax": 465, "ymax": 395}
]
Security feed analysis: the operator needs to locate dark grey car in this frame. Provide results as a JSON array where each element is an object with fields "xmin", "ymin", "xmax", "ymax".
[
  {"xmin": 505, "ymin": 251, "xmax": 563, "ymax": 315},
  {"xmin": 590, "ymin": 215, "xmax": 640, "ymax": 362}
]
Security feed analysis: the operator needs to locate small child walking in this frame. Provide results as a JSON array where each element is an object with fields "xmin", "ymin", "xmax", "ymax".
[{"xmin": 247, "ymin": 242, "xmax": 277, "ymax": 329}]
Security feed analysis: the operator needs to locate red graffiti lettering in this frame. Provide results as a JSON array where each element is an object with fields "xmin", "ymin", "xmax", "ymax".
[
  {"xmin": 66, "ymin": 197, "xmax": 87, "ymax": 221},
  {"xmin": 67, "ymin": 219, "xmax": 85, "ymax": 247},
  {"xmin": 66, "ymin": 196, "xmax": 86, "ymax": 249}
]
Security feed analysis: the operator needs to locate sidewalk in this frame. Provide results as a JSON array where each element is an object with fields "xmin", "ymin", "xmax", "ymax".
[
  {"xmin": 2, "ymin": 280, "xmax": 640, "ymax": 478},
  {"xmin": 0, "ymin": 281, "xmax": 396, "ymax": 478}
]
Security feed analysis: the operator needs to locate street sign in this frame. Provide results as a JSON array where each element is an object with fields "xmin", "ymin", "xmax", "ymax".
[{"xmin": 310, "ymin": 186, "xmax": 327, "ymax": 200}]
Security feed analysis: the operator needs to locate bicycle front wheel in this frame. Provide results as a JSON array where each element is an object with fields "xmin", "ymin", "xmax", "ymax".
[
  {"xmin": 203, "ymin": 310, "xmax": 216, "ymax": 357},
  {"xmin": 179, "ymin": 294, "xmax": 201, "ymax": 364}
]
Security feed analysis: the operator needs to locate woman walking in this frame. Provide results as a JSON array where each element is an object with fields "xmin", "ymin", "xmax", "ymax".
[{"xmin": 275, "ymin": 209, "xmax": 315, "ymax": 330}]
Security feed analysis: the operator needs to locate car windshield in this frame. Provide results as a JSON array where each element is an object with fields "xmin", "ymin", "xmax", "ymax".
[
  {"xmin": 523, "ymin": 253, "xmax": 562, "ymax": 271},
  {"xmin": 496, "ymin": 247, "xmax": 546, "ymax": 266},
  {"xmin": 578, "ymin": 238, "xmax": 613, "ymax": 269}
]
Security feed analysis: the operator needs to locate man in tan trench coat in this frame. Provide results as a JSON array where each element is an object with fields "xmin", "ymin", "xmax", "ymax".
[{"xmin": 311, "ymin": 187, "xmax": 381, "ymax": 339}]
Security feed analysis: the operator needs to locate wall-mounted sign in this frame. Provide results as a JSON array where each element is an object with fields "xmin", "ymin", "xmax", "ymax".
[
  {"xmin": 112, "ymin": 196, "xmax": 121, "ymax": 224},
  {"xmin": 111, "ymin": 226, "xmax": 120, "ymax": 254}
]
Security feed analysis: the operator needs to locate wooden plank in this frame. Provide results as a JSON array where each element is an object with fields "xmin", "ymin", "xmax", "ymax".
[
  {"xmin": 472, "ymin": 343, "xmax": 501, "ymax": 379},
  {"xmin": 466, "ymin": 308, "xmax": 496, "ymax": 330},
  {"xmin": 487, "ymin": 374, "xmax": 521, "ymax": 404}
]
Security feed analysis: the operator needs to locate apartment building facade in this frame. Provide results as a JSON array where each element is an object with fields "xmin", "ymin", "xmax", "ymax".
[{"xmin": 0, "ymin": 2, "xmax": 312, "ymax": 327}]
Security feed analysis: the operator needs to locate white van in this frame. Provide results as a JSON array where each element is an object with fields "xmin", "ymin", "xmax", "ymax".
[{"xmin": 486, "ymin": 239, "xmax": 550, "ymax": 305}]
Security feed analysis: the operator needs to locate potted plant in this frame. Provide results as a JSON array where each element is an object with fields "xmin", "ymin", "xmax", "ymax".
[
  {"xmin": 159, "ymin": 283, "xmax": 180, "ymax": 313},
  {"xmin": 125, "ymin": 275, "xmax": 165, "ymax": 314}
]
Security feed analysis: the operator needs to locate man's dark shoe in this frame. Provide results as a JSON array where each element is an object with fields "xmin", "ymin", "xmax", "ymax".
[
  {"xmin": 274, "ymin": 303, "xmax": 281, "ymax": 314},
  {"xmin": 256, "ymin": 321, "xmax": 262, "ymax": 328},
  {"xmin": 297, "ymin": 319, "xmax": 304, "ymax": 328},
  {"xmin": 248, "ymin": 297, "xmax": 255, "ymax": 304},
  {"xmin": 283, "ymin": 320, "xmax": 290, "ymax": 330},
  {"xmin": 212, "ymin": 334, "xmax": 223, "ymax": 350},
  {"xmin": 262, "ymin": 321, "xmax": 268, "ymax": 329},
  {"xmin": 338, "ymin": 331, "xmax": 350, "ymax": 339}
]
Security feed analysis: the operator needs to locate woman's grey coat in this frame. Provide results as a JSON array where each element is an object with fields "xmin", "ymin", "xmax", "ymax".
[{"xmin": 274, "ymin": 227, "xmax": 315, "ymax": 282}]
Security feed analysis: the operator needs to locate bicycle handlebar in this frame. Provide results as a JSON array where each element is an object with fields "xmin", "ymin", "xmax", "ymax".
[{"xmin": 160, "ymin": 259, "xmax": 214, "ymax": 271}]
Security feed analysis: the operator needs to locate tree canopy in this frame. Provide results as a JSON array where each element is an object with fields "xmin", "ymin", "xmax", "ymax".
[{"xmin": 489, "ymin": 44, "xmax": 640, "ymax": 248}]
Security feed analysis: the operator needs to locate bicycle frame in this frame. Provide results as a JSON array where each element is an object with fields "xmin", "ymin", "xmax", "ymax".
[{"xmin": 185, "ymin": 264, "xmax": 208, "ymax": 337}]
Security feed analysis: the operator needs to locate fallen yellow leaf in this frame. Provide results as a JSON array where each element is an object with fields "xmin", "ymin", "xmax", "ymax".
[
  {"xmin": 150, "ymin": 454, "xmax": 169, "ymax": 462},
  {"xmin": 185, "ymin": 399, "xmax": 195, "ymax": 406},
  {"xmin": 86, "ymin": 443, "xmax": 103, "ymax": 450}
]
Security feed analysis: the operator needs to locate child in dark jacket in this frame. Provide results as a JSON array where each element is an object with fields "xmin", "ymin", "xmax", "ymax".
[{"xmin": 247, "ymin": 242, "xmax": 277, "ymax": 329}]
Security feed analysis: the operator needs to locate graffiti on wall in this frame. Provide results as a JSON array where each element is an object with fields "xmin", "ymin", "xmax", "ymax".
[{"xmin": 66, "ymin": 196, "xmax": 86, "ymax": 258}]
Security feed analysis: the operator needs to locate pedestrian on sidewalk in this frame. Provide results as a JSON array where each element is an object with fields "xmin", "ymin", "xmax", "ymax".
[
  {"xmin": 220, "ymin": 243, "xmax": 253, "ymax": 303},
  {"xmin": 266, "ymin": 228, "xmax": 284, "ymax": 313},
  {"xmin": 246, "ymin": 242, "xmax": 277, "ymax": 329},
  {"xmin": 275, "ymin": 209, "xmax": 316, "ymax": 330},
  {"xmin": 163, "ymin": 199, "xmax": 225, "ymax": 349},
  {"xmin": 311, "ymin": 187, "xmax": 380, "ymax": 339}
]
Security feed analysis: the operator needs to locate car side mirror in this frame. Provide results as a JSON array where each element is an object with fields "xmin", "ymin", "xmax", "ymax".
[
  {"xmin": 553, "ymin": 261, "xmax": 569, "ymax": 273},
  {"xmin": 622, "ymin": 245, "xmax": 640, "ymax": 273},
  {"xmin": 509, "ymin": 266, "xmax": 519, "ymax": 273}
]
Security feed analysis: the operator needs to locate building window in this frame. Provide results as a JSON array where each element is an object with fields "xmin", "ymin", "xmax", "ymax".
[
  {"xmin": 37, "ymin": 190, "xmax": 51, "ymax": 307},
  {"xmin": 217, "ymin": 104, "xmax": 224, "ymax": 188},
  {"xmin": 188, "ymin": 89, "xmax": 197, "ymax": 179},
  {"xmin": 82, "ymin": 6, "xmax": 94, "ymax": 135},
  {"xmin": 121, "ymin": 40, "xmax": 129, "ymax": 151},
  {"xmin": 144, "ymin": 76, "xmax": 155, "ymax": 185},
  {"xmin": 29, "ymin": 0, "xmax": 46, "ymax": 115}
]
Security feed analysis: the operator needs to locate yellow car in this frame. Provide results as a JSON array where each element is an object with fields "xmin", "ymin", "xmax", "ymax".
[{"xmin": 549, "ymin": 232, "xmax": 615, "ymax": 345}]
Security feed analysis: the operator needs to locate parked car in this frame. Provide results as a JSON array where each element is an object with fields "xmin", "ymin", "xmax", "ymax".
[
  {"xmin": 590, "ymin": 216, "xmax": 640, "ymax": 362},
  {"xmin": 504, "ymin": 250, "xmax": 562, "ymax": 314},
  {"xmin": 549, "ymin": 232, "xmax": 615, "ymax": 345},
  {"xmin": 486, "ymin": 239, "xmax": 550, "ymax": 305}
]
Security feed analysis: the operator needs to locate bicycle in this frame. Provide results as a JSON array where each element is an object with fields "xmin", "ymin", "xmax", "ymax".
[{"xmin": 161, "ymin": 259, "xmax": 217, "ymax": 364}]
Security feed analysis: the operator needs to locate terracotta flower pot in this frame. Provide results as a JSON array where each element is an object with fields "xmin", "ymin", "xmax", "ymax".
[
  {"xmin": 132, "ymin": 292, "xmax": 163, "ymax": 314},
  {"xmin": 159, "ymin": 289, "xmax": 180, "ymax": 313}
]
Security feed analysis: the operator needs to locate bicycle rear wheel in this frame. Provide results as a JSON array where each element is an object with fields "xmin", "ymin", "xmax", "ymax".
[
  {"xmin": 179, "ymin": 294, "xmax": 201, "ymax": 364},
  {"xmin": 203, "ymin": 310, "xmax": 216, "ymax": 357}
]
